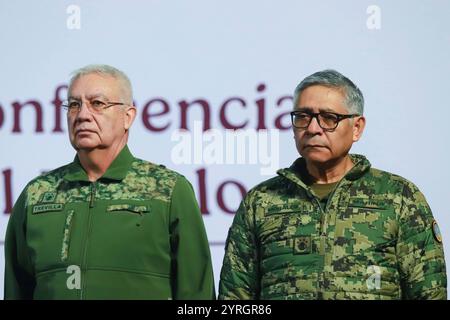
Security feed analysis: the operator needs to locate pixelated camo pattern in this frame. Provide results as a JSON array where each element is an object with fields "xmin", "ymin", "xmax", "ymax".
[
  {"xmin": 24, "ymin": 158, "xmax": 180, "ymax": 208},
  {"xmin": 219, "ymin": 154, "xmax": 447, "ymax": 300}
]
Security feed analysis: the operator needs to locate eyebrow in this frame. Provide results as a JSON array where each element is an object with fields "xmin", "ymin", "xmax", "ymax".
[
  {"xmin": 68, "ymin": 93, "xmax": 109, "ymax": 101},
  {"xmin": 295, "ymin": 106, "xmax": 335, "ymax": 113}
]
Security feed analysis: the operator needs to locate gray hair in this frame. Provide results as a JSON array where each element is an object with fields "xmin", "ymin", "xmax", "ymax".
[
  {"xmin": 293, "ymin": 69, "xmax": 364, "ymax": 115},
  {"xmin": 68, "ymin": 64, "xmax": 133, "ymax": 104}
]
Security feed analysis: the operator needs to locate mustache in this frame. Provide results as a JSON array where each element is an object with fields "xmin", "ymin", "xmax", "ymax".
[{"xmin": 302, "ymin": 141, "xmax": 329, "ymax": 148}]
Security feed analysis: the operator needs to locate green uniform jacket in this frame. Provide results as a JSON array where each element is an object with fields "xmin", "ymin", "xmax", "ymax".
[
  {"xmin": 5, "ymin": 145, "xmax": 215, "ymax": 299},
  {"xmin": 219, "ymin": 154, "xmax": 447, "ymax": 300}
]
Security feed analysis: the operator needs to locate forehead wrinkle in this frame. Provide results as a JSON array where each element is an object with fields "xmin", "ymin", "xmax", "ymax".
[
  {"xmin": 68, "ymin": 93, "xmax": 109, "ymax": 101},
  {"xmin": 85, "ymin": 93, "xmax": 109, "ymax": 100}
]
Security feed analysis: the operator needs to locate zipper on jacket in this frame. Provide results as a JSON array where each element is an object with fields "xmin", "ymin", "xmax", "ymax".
[
  {"xmin": 80, "ymin": 182, "xmax": 96, "ymax": 299},
  {"xmin": 310, "ymin": 179, "xmax": 346, "ymax": 297},
  {"xmin": 89, "ymin": 182, "xmax": 96, "ymax": 208},
  {"xmin": 313, "ymin": 197, "xmax": 327, "ymax": 255},
  {"xmin": 318, "ymin": 179, "xmax": 346, "ymax": 235}
]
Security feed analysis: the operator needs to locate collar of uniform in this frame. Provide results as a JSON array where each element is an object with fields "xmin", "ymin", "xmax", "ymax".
[
  {"xmin": 63, "ymin": 145, "xmax": 135, "ymax": 182},
  {"xmin": 345, "ymin": 154, "xmax": 371, "ymax": 180},
  {"xmin": 277, "ymin": 153, "xmax": 371, "ymax": 187}
]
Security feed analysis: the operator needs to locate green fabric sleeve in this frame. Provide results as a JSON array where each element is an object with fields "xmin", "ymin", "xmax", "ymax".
[
  {"xmin": 169, "ymin": 176, "xmax": 215, "ymax": 300},
  {"xmin": 4, "ymin": 186, "xmax": 35, "ymax": 300},
  {"xmin": 219, "ymin": 199, "xmax": 259, "ymax": 300},
  {"xmin": 396, "ymin": 181, "xmax": 447, "ymax": 299}
]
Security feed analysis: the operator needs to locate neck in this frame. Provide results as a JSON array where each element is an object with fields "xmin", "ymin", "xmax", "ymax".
[
  {"xmin": 305, "ymin": 155, "xmax": 354, "ymax": 184},
  {"xmin": 78, "ymin": 139, "xmax": 127, "ymax": 182}
]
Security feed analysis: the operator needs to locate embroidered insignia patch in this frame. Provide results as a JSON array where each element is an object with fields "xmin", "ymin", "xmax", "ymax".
[{"xmin": 432, "ymin": 220, "xmax": 442, "ymax": 244}]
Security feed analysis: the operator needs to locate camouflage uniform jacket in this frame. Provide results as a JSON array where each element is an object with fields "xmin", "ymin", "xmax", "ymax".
[
  {"xmin": 5, "ymin": 145, "xmax": 215, "ymax": 299},
  {"xmin": 219, "ymin": 154, "xmax": 446, "ymax": 299}
]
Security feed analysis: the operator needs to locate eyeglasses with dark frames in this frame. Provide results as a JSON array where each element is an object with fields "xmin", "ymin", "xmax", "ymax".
[{"xmin": 290, "ymin": 110, "xmax": 360, "ymax": 132}]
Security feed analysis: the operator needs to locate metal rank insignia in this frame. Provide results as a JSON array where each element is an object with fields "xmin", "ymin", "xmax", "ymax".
[{"xmin": 294, "ymin": 236, "xmax": 312, "ymax": 254}]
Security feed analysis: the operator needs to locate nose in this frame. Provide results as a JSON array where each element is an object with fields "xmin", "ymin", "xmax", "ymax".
[
  {"xmin": 75, "ymin": 100, "xmax": 93, "ymax": 121},
  {"xmin": 305, "ymin": 115, "xmax": 323, "ymax": 134}
]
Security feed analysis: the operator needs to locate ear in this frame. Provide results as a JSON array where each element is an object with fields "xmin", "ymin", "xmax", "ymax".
[
  {"xmin": 352, "ymin": 116, "xmax": 366, "ymax": 142},
  {"xmin": 124, "ymin": 105, "xmax": 137, "ymax": 131}
]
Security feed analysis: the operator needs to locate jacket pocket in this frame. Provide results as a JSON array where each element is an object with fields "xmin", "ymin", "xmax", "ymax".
[
  {"xmin": 264, "ymin": 202, "xmax": 314, "ymax": 217},
  {"xmin": 259, "ymin": 204, "xmax": 317, "ymax": 247},
  {"xmin": 106, "ymin": 204, "xmax": 150, "ymax": 216},
  {"xmin": 346, "ymin": 197, "xmax": 389, "ymax": 211},
  {"xmin": 335, "ymin": 197, "xmax": 396, "ymax": 255}
]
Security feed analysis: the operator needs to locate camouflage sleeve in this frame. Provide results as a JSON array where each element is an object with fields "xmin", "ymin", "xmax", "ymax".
[
  {"xmin": 169, "ymin": 176, "xmax": 215, "ymax": 300},
  {"xmin": 219, "ymin": 198, "xmax": 259, "ymax": 300},
  {"xmin": 4, "ymin": 187, "xmax": 35, "ymax": 299},
  {"xmin": 396, "ymin": 181, "xmax": 447, "ymax": 299}
]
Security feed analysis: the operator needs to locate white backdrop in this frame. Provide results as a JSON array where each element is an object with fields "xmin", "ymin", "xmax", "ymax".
[{"xmin": 1, "ymin": 0, "xmax": 450, "ymax": 299}]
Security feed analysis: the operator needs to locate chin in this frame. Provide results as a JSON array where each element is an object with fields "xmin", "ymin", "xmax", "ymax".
[
  {"xmin": 300, "ymin": 148, "xmax": 330, "ymax": 163},
  {"xmin": 300, "ymin": 148, "xmax": 330, "ymax": 160},
  {"xmin": 306, "ymin": 156, "xmax": 331, "ymax": 165},
  {"xmin": 75, "ymin": 139, "xmax": 100, "ymax": 151}
]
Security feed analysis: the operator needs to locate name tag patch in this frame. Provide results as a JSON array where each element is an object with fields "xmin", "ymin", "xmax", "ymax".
[{"xmin": 32, "ymin": 204, "xmax": 64, "ymax": 214}]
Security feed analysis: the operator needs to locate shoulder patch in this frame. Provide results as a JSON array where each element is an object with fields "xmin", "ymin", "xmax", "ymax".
[{"xmin": 432, "ymin": 220, "xmax": 443, "ymax": 244}]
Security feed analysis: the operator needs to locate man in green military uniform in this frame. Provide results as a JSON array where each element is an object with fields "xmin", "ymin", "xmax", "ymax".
[
  {"xmin": 219, "ymin": 69, "xmax": 447, "ymax": 300},
  {"xmin": 4, "ymin": 64, "xmax": 215, "ymax": 299}
]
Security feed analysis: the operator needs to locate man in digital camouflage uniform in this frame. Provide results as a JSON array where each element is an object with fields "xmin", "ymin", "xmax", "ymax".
[
  {"xmin": 219, "ymin": 69, "xmax": 447, "ymax": 300},
  {"xmin": 4, "ymin": 64, "xmax": 215, "ymax": 299}
]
